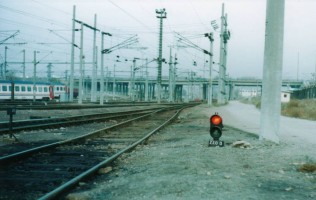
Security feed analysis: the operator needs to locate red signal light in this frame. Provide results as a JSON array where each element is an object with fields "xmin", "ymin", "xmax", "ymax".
[
  {"xmin": 211, "ymin": 115, "xmax": 222, "ymax": 125},
  {"xmin": 209, "ymin": 113, "xmax": 224, "ymax": 145}
]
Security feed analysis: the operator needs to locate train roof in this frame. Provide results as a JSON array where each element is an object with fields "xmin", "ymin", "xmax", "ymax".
[{"xmin": 0, "ymin": 80, "xmax": 65, "ymax": 85}]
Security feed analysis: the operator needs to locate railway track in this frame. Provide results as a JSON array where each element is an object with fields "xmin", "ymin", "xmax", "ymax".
[
  {"xmin": 0, "ymin": 104, "xmax": 194, "ymax": 200},
  {"xmin": 0, "ymin": 107, "xmax": 166, "ymax": 157},
  {"xmin": 0, "ymin": 106, "xmax": 166, "ymax": 134},
  {"xmin": 0, "ymin": 101, "xmax": 166, "ymax": 111}
]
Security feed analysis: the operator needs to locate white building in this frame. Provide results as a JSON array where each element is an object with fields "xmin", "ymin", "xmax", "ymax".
[{"xmin": 281, "ymin": 91, "xmax": 291, "ymax": 103}]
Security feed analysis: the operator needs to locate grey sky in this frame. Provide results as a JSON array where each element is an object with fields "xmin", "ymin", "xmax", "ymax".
[{"xmin": 1, "ymin": 0, "xmax": 316, "ymax": 80}]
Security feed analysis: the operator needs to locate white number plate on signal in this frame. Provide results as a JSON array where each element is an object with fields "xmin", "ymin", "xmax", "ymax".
[{"xmin": 209, "ymin": 140, "xmax": 224, "ymax": 147}]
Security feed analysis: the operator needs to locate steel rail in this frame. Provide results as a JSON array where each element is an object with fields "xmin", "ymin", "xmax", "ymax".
[
  {"xmin": 38, "ymin": 106, "xmax": 185, "ymax": 200},
  {"xmin": 0, "ymin": 107, "xmax": 165, "ymax": 133},
  {"xmin": 0, "ymin": 102, "xmax": 186, "ymax": 111},
  {"xmin": 0, "ymin": 106, "xmax": 177, "ymax": 165},
  {"xmin": 0, "ymin": 103, "xmax": 151, "ymax": 111}
]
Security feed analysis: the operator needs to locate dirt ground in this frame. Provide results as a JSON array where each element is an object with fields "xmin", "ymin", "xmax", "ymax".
[{"xmin": 65, "ymin": 104, "xmax": 316, "ymax": 200}]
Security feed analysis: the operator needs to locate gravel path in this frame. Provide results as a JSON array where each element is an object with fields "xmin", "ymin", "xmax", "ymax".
[{"xmin": 65, "ymin": 104, "xmax": 316, "ymax": 200}]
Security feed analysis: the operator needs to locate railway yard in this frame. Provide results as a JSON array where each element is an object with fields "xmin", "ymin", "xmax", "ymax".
[
  {"xmin": 0, "ymin": 102, "xmax": 315, "ymax": 200},
  {"xmin": 2, "ymin": 1, "xmax": 316, "ymax": 199}
]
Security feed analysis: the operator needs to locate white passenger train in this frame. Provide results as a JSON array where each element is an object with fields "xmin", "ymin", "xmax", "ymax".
[{"xmin": 0, "ymin": 80, "xmax": 67, "ymax": 101}]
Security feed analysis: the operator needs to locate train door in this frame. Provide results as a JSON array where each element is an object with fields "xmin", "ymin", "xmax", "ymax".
[{"xmin": 49, "ymin": 85, "xmax": 54, "ymax": 100}]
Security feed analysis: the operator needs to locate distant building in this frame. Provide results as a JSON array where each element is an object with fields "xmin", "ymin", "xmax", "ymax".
[
  {"xmin": 239, "ymin": 88, "xmax": 260, "ymax": 98},
  {"xmin": 281, "ymin": 91, "xmax": 291, "ymax": 103}
]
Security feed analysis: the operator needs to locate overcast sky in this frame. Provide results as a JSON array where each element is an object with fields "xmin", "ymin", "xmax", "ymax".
[{"xmin": 1, "ymin": 0, "xmax": 316, "ymax": 81}]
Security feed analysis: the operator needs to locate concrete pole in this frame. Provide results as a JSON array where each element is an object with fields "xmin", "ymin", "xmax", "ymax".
[
  {"xmin": 83, "ymin": 57, "xmax": 86, "ymax": 100},
  {"xmin": 91, "ymin": 14, "xmax": 97, "ymax": 102},
  {"xmin": 105, "ymin": 66, "xmax": 109, "ymax": 102},
  {"xmin": 173, "ymin": 54, "xmax": 177, "ymax": 102},
  {"xmin": 4, "ymin": 46, "xmax": 8, "ymax": 80},
  {"xmin": 113, "ymin": 64, "xmax": 116, "ymax": 100},
  {"xmin": 132, "ymin": 60, "xmax": 136, "ymax": 101},
  {"xmin": 208, "ymin": 33, "xmax": 214, "ymax": 106},
  {"xmin": 100, "ymin": 33, "xmax": 105, "ymax": 105},
  {"xmin": 223, "ymin": 14, "xmax": 229, "ymax": 102},
  {"xmin": 218, "ymin": 3, "xmax": 225, "ymax": 104},
  {"xmin": 191, "ymin": 72, "xmax": 194, "ymax": 101},
  {"xmin": 95, "ymin": 46, "xmax": 98, "ymax": 101},
  {"xmin": 296, "ymin": 52, "xmax": 300, "ymax": 81},
  {"xmin": 33, "ymin": 51, "xmax": 37, "ymax": 102},
  {"xmin": 314, "ymin": 58, "xmax": 316, "ymax": 83},
  {"xmin": 129, "ymin": 65, "xmax": 132, "ymax": 98},
  {"xmin": 22, "ymin": 49, "xmax": 26, "ymax": 80},
  {"xmin": 69, "ymin": 5, "xmax": 76, "ymax": 102},
  {"xmin": 168, "ymin": 47, "xmax": 173, "ymax": 102},
  {"xmin": 145, "ymin": 58, "xmax": 149, "ymax": 101},
  {"xmin": 260, "ymin": 0, "xmax": 285, "ymax": 143},
  {"xmin": 78, "ymin": 23, "xmax": 84, "ymax": 104},
  {"xmin": 47, "ymin": 63, "xmax": 52, "ymax": 81},
  {"xmin": 200, "ymin": 83, "xmax": 203, "ymax": 100}
]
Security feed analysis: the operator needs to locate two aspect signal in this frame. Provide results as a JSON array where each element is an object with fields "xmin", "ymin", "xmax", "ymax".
[{"xmin": 209, "ymin": 113, "xmax": 224, "ymax": 147}]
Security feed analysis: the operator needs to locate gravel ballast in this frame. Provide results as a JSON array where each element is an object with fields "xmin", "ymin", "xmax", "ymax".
[{"xmin": 65, "ymin": 104, "xmax": 315, "ymax": 200}]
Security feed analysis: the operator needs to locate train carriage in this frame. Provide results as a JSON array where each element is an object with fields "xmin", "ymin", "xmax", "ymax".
[{"xmin": 0, "ymin": 80, "xmax": 66, "ymax": 101}]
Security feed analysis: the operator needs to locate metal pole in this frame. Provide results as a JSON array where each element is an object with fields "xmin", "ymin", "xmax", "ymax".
[
  {"xmin": 10, "ymin": 81, "xmax": 14, "ymax": 101},
  {"xmin": 156, "ymin": 9, "xmax": 167, "ymax": 104},
  {"xmin": 260, "ymin": 0, "xmax": 285, "ymax": 143},
  {"xmin": 78, "ymin": 23, "xmax": 84, "ymax": 104},
  {"xmin": 69, "ymin": 5, "xmax": 76, "ymax": 102},
  {"xmin": 157, "ymin": 16, "xmax": 163, "ymax": 104},
  {"xmin": 91, "ymin": 14, "xmax": 97, "ymax": 102}
]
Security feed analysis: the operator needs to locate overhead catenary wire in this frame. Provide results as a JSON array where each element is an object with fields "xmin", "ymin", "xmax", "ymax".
[
  {"xmin": 1, "ymin": 1, "xmax": 218, "ymax": 80},
  {"xmin": 0, "ymin": 5, "xmax": 69, "ymax": 28},
  {"xmin": 107, "ymin": 0, "xmax": 154, "ymax": 32}
]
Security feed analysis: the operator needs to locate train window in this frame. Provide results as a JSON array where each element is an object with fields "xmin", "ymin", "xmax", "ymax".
[
  {"xmin": 56, "ymin": 87, "xmax": 60, "ymax": 91},
  {"xmin": 27, "ymin": 86, "xmax": 32, "ymax": 92},
  {"xmin": 15, "ymin": 86, "xmax": 20, "ymax": 92},
  {"xmin": 38, "ymin": 87, "xmax": 43, "ymax": 92},
  {"xmin": 34, "ymin": 86, "xmax": 37, "ymax": 92},
  {"xmin": 2, "ymin": 86, "xmax": 7, "ymax": 91},
  {"xmin": 9, "ymin": 86, "xmax": 12, "ymax": 91},
  {"xmin": 21, "ymin": 86, "xmax": 26, "ymax": 92},
  {"xmin": 60, "ymin": 87, "xmax": 63, "ymax": 91},
  {"xmin": 44, "ymin": 87, "xmax": 48, "ymax": 92}
]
